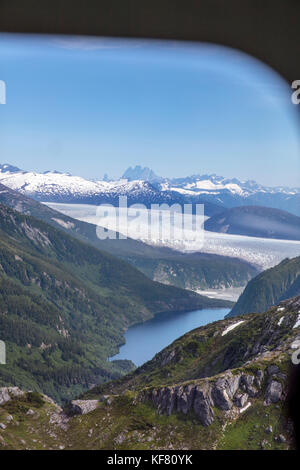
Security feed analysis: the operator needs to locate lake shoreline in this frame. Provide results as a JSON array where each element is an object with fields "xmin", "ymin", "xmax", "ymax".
[{"xmin": 110, "ymin": 307, "xmax": 230, "ymax": 367}]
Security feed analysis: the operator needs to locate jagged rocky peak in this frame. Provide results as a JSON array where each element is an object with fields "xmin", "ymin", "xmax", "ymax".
[{"xmin": 122, "ymin": 165, "xmax": 161, "ymax": 182}]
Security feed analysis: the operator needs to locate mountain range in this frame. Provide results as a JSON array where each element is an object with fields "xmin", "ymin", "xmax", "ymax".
[{"xmin": 0, "ymin": 163, "xmax": 299, "ymax": 215}]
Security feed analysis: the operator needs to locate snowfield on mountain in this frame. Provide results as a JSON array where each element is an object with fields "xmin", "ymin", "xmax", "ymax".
[{"xmin": 0, "ymin": 169, "xmax": 154, "ymax": 199}]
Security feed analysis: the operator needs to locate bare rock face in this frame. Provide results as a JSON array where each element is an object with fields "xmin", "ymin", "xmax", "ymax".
[
  {"xmin": 0, "ymin": 389, "xmax": 10, "ymax": 405},
  {"xmin": 211, "ymin": 383, "xmax": 232, "ymax": 410},
  {"xmin": 161, "ymin": 349, "xmax": 178, "ymax": 367},
  {"xmin": 267, "ymin": 365, "xmax": 280, "ymax": 376},
  {"xmin": 160, "ymin": 388, "xmax": 176, "ymax": 416},
  {"xmin": 147, "ymin": 372, "xmax": 244, "ymax": 424},
  {"xmin": 0, "ymin": 387, "xmax": 24, "ymax": 405},
  {"xmin": 148, "ymin": 383, "xmax": 215, "ymax": 426},
  {"xmin": 143, "ymin": 364, "xmax": 282, "ymax": 427},
  {"xmin": 176, "ymin": 385, "xmax": 195, "ymax": 415},
  {"xmin": 211, "ymin": 373, "xmax": 241, "ymax": 410},
  {"xmin": 234, "ymin": 392, "xmax": 249, "ymax": 408},
  {"xmin": 255, "ymin": 370, "xmax": 264, "ymax": 387},
  {"xmin": 264, "ymin": 380, "xmax": 283, "ymax": 405},
  {"xmin": 240, "ymin": 375, "xmax": 259, "ymax": 397},
  {"xmin": 147, "ymin": 372, "xmax": 243, "ymax": 425},
  {"xmin": 193, "ymin": 384, "xmax": 214, "ymax": 426},
  {"xmin": 68, "ymin": 400, "xmax": 99, "ymax": 415},
  {"xmin": 151, "ymin": 388, "xmax": 171, "ymax": 414}
]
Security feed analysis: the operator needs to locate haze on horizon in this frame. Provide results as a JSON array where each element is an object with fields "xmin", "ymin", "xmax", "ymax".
[{"xmin": 0, "ymin": 34, "xmax": 299, "ymax": 187}]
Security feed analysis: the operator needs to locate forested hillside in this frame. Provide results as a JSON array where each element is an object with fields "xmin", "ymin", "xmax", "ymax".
[
  {"xmin": 0, "ymin": 203, "xmax": 231, "ymax": 402},
  {"xmin": 228, "ymin": 257, "xmax": 300, "ymax": 317}
]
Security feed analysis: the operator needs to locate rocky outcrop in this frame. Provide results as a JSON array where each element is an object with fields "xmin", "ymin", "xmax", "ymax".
[
  {"xmin": 240, "ymin": 374, "xmax": 259, "ymax": 397},
  {"xmin": 234, "ymin": 392, "xmax": 248, "ymax": 408},
  {"xmin": 176, "ymin": 384, "xmax": 195, "ymax": 415},
  {"xmin": 264, "ymin": 380, "xmax": 283, "ymax": 405},
  {"xmin": 0, "ymin": 387, "xmax": 24, "ymax": 405},
  {"xmin": 193, "ymin": 384, "xmax": 214, "ymax": 426},
  {"xmin": 211, "ymin": 373, "xmax": 240, "ymax": 410},
  {"xmin": 161, "ymin": 348, "xmax": 180, "ymax": 367},
  {"xmin": 255, "ymin": 369, "xmax": 264, "ymax": 387},
  {"xmin": 151, "ymin": 388, "xmax": 177, "ymax": 416},
  {"xmin": 143, "ymin": 370, "xmax": 267, "ymax": 426},
  {"xmin": 142, "ymin": 365, "xmax": 286, "ymax": 426},
  {"xmin": 147, "ymin": 382, "xmax": 215, "ymax": 426},
  {"xmin": 68, "ymin": 400, "xmax": 99, "ymax": 415}
]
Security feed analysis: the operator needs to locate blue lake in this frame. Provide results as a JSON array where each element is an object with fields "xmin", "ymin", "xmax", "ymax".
[{"xmin": 110, "ymin": 307, "xmax": 230, "ymax": 366}]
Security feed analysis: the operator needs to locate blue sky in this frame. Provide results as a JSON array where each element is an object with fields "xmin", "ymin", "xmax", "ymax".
[{"xmin": 0, "ymin": 34, "xmax": 299, "ymax": 186}]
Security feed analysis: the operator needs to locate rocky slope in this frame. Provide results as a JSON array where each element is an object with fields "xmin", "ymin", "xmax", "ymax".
[
  {"xmin": 204, "ymin": 206, "xmax": 300, "ymax": 240},
  {"xmin": 228, "ymin": 256, "xmax": 300, "ymax": 317},
  {"xmin": 1, "ymin": 296, "xmax": 299, "ymax": 450}
]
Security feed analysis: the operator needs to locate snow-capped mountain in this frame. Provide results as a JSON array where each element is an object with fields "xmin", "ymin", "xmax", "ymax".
[
  {"xmin": 0, "ymin": 165, "xmax": 223, "ymax": 216},
  {"xmin": 163, "ymin": 173, "xmax": 300, "ymax": 215},
  {"xmin": 0, "ymin": 163, "xmax": 299, "ymax": 216},
  {"xmin": 166, "ymin": 173, "xmax": 300, "ymax": 197},
  {"xmin": 0, "ymin": 167, "xmax": 157, "ymax": 203}
]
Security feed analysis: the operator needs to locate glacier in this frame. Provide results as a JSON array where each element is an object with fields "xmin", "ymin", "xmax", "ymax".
[{"xmin": 45, "ymin": 202, "xmax": 300, "ymax": 270}]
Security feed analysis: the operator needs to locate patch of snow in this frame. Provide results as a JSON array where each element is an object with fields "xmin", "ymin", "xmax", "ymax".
[
  {"xmin": 277, "ymin": 316, "xmax": 284, "ymax": 326},
  {"xmin": 168, "ymin": 187, "xmax": 199, "ymax": 196},
  {"xmin": 51, "ymin": 218, "xmax": 75, "ymax": 229},
  {"xmin": 222, "ymin": 320, "xmax": 245, "ymax": 336},
  {"xmin": 240, "ymin": 402, "xmax": 251, "ymax": 414},
  {"xmin": 293, "ymin": 314, "xmax": 300, "ymax": 329},
  {"xmin": 277, "ymin": 307, "xmax": 285, "ymax": 312},
  {"xmin": 182, "ymin": 179, "xmax": 245, "ymax": 195}
]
